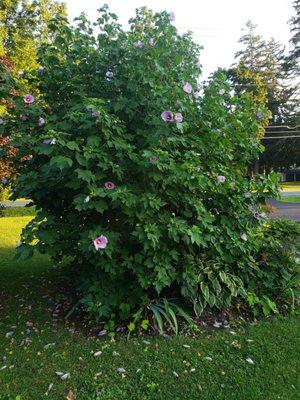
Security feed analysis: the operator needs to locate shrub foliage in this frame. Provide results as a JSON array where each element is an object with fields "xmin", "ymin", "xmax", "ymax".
[{"xmin": 0, "ymin": 6, "xmax": 299, "ymax": 321}]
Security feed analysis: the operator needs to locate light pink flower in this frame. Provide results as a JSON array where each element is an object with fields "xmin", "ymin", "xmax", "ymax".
[
  {"xmin": 38, "ymin": 117, "xmax": 45, "ymax": 126},
  {"xmin": 169, "ymin": 12, "xmax": 175, "ymax": 22},
  {"xmin": 161, "ymin": 111, "xmax": 174, "ymax": 122},
  {"xmin": 183, "ymin": 83, "xmax": 192, "ymax": 94},
  {"xmin": 148, "ymin": 38, "xmax": 155, "ymax": 46},
  {"xmin": 135, "ymin": 40, "xmax": 143, "ymax": 48},
  {"xmin": 217, "ymin": 175, "xmax": 226, "ymax": 184},
  {"xmin": 150, "ymin": 155, "xmax": 158, "ymax": 163},
  {"xmin": 0, "ymin": 118, "xmax": 3, "ymax": 125},
  {"xmin": 20, "ymin": 115, "xmax": 28, "ymax": 122},
  {"xmin": 106, "ymin": 71, "xmax": 113, "ymax": 79},
  {"xmin": 104, "ymin": 181, "xmax": 115, "ymax": 190},
  {"xmin": 23, "ymin": 94, "xmax": 35, "ymax": 104},
  {"xmin": 174, "ymin": 113, "xmax": 183, "ymax": 122},
  {"xmin": 93, "ymin": 235, "xmax": 108, "ymax": 250}
]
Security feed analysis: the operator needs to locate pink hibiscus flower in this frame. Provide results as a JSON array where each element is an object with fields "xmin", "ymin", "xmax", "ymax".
[
  {"xmin": 93, "ymin": 235, "xmax": 108, "ymax": 250},
  {"xmin": 24, "ymin": 94, "xmax": 35, "ymax": 104}
]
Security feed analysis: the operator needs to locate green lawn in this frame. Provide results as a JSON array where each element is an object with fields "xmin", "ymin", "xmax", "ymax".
[
  {"xmin": 0, "ymin": 217, "xmax": 299, "ymax": 400},
  {"xmin": 278, "ymin": 196, "xmax": 300, "ymax": 203}
]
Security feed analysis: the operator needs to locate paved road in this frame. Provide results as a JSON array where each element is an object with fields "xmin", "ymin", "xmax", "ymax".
[
  {"xmin": 280, "ymin": 191, "xmax": 300, "ymax": 197},
  {"xmin": 2, "ymin": 197, "xmax": 299, "ymax": 222},
  {"xmin": 268, "ymin": 199, "xmax": 300, "ymax": 222}
]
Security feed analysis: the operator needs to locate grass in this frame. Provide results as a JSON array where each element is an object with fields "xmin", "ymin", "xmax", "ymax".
[
  {"xmin": 0, "ymin": 206, "xmax": 36, "ymax": 217},
  {"xmin": 280, "ymin": 182, "xmax": 300, "ymax": 192},
  {"xmin": 278, "ymin": 196, "xmax": 300, "ymax": 204},
  {"xmin": 0, "ymin": 218, "xmax": 300, "ymax": 400}
]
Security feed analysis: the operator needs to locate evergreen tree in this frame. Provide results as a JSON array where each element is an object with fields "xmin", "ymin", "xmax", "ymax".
[
  {"xmin": 286, "ymin": 0, "xmax": 300, "ymax": 79},
  {"xmin": 234, "ymin": 21, "xmax": 292, "ymax": 124}
]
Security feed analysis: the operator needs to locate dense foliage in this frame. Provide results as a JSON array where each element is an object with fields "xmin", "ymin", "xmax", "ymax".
[{"xmin": 1, "ymin": 6, "xmax": 299, "ymax": 322}]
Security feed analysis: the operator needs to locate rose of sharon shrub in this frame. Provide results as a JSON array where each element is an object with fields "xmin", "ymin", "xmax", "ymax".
[{"xmin": 1, "ymin": 6, "xmax": 297, "ymax": 321}]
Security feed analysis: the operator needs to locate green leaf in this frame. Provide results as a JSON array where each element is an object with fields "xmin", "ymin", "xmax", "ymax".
[
  {"xmin": 141, "ymin": 319, "xmax": 149, "ymax": 330},
  {"xmin": 75, "ymin": 168, "xmax": 94, "ymax": 183},
  {"xmin": 87, "ymin": 136, "xmax": 101, "ymax": 147},
  {"xmin": 50, "ymin": 156, "xmax": 73, "ymax": 169},
  {"xmin": 65, "ymin": 141, "xmax": 79, "ymax": 151},
  {"xmin": 127, "ymin": 322, "xmax": 135, "ymax": 332}
]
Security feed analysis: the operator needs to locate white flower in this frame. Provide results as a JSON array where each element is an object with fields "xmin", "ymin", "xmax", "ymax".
[
  {"xmin": 205, "ymin": 356, "xmax": 213, "ymax": 361},
  {"xmin": 217, "ymin": 175, "xmax": 226, "ymax": 184},
  {"xmin": 18, "ymin": 70, "xmax": 24, "ymax": 77},
  {"xmin": 84, "ymin": 196, "xmax": 90, "ymax": 203},
  {"xmin": 241, "ymin": 233, "xmax": 248, "ymax": 241},
  {"xmin": 94, "ymin": 351, "xmax": 102, "ymax": 357},
  {"xmin": 218, "ymin": 88, "xmax": 225, "ymax": 95},
  {"xmin": 245, "ymin": 357, "xmax": 254, "ymax": 365},
  {"xmin": 172, "ymin": 371, "xmax": 179, "ymax": 377},
  {"xmin": 117, "ymin": 367, "xmax": 126, "ymax": 373}
]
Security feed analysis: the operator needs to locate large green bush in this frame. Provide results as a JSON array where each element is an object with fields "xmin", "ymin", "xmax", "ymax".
[{"xmin": 1, "ymin": 6, "xmax": 298, "ymax": 321}]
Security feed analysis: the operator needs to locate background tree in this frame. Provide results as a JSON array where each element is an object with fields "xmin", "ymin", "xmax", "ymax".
[
  {"xmin": 230, "ymin": 19, "xmax": 299, "ymax": 170},
  {"xmin": 0, "ymin": 0, "xmax": 67, "ymax": 72},
  {"xmin": 0, "ymin": 0, "xmax": 67, "ymax": 189}
]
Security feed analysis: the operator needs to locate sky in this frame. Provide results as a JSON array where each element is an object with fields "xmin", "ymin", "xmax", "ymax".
[{"xmin": 64, "ymin": 0, "xmax": 295, "ymax": 79}]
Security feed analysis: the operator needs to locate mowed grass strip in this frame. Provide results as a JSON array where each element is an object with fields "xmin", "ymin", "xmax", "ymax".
[
  {"xmin": 0, "ymin": 217, "xmax": 299, "ymax": 400},
  {"xmin": 278, "ymin": 196, "xmax": 300, "ymax": 203}
]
